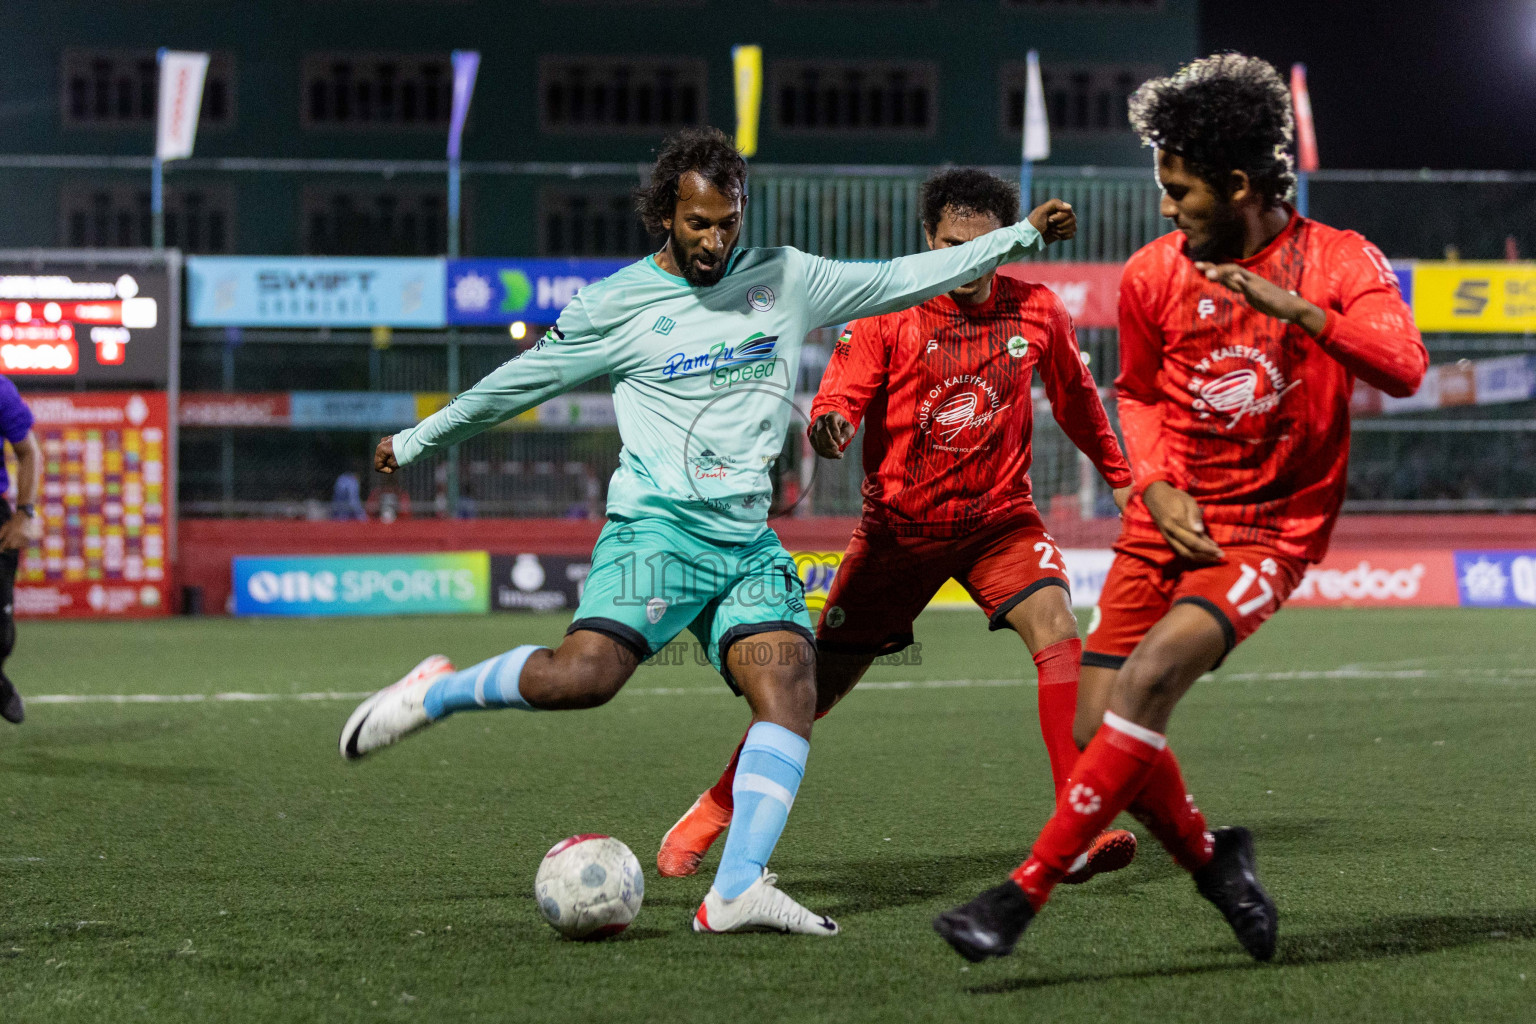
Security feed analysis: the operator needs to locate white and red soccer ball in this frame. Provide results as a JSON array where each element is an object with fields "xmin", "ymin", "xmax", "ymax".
[{"xmin": 534, "ymin": 834, "xmax": 644, "ymax": 940}]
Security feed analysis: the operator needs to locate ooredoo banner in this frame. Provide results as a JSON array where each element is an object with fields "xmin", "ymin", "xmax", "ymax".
[{"xmin": 1284, "ymin": 549, "xmax": 1458, "ymax": 607}]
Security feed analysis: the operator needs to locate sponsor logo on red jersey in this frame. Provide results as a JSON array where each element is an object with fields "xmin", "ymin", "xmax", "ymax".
[
  {"xmin": 1187, "ymin": 345, "xmax": 1301, "ymax": 429},
  {"xmin": 915, "ymin": 373, "xmax": 1012, "ymax": 452}
]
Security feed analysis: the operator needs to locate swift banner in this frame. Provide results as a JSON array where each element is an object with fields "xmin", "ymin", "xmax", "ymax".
[
  {"xmin": 187, "ymin": 257, "xmax": 447, "ymax": 327},
  {"xmin": 11, "ymin": 392, "xmax": 172, "ymax": 618},
  {"xmin": 446, "ymin": 258, "xmax": 631, "ymax": 324},
  {"xmin": 233, "ymin": 552, "xmax": 490, "ymax": 617}
]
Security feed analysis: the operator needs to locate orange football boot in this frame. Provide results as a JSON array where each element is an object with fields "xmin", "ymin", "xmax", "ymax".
[
  {"xmin": 656, "ymin": 789, "xmax": 733, "ymax": 877},
  {"xmin": 1060, "ymin": 828, "xmax": 1138, "ymax": 885}
]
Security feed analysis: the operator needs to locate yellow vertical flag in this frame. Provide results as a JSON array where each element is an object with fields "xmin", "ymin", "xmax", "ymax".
[{"xmin": 732, "ymin": 45, "xmax": 763, "ymax": 158}]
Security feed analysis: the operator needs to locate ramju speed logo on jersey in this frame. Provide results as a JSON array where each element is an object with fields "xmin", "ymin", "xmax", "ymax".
[{"xmin": 661, "ymin": 332, "xmax": 787, "ymax": 390}]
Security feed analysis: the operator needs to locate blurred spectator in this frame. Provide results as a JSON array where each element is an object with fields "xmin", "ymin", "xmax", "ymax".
[
  {"xmin": 366, "ymin": 482, "xmax": 412, "ymax": 523},
  {"xmin": 331, "ymin": 471, "xmax": 366, "ymax": 520}
]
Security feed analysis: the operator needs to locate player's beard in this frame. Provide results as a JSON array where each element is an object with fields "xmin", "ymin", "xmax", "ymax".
[
  {"xmin": 669, "ymin": 231, "xmax": 735, "ymax": 287},
  {"xmin": 1185, "ymin": 198, "xmax": 1246, "ymax": 263}
]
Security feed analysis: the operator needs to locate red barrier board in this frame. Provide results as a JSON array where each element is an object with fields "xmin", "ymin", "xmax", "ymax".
[
  {"xmin": 1287, "ymin": 548, "xmax": 1458, "ymax": 607},
  {"xmin": 998, "ymin": 262, "xmax": 1123, "ymax": 328},
  {"xmin": 11, "ymin": 392, "xmax": 172, "ymax": 618},
  {"xmin": 180, "ymin": 393, "xmax": 291, "ymax": 427}
]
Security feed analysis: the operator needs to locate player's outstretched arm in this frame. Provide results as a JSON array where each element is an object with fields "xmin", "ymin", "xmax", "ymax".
[
  {"xmin": 799, "ymin": 200, "xmax": 1074, "ymax": 329},
  {"xmin": 386, "ymin": 300, "xmax": 612, "ymax": 470}
]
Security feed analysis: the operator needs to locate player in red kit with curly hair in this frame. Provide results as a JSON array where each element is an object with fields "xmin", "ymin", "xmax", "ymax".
[
  {"xmin": 936, "ymin": 55, "xmax": 1427, "ymax": 964},
  {"xmin": 658, "ymin": 168, "xmax": 1140, "ymax": 885}
]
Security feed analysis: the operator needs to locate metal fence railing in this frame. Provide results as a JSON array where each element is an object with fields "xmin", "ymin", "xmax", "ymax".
[{"xmin": 8, "ymin": 155, "xmax": 1530, "ymax": 516}]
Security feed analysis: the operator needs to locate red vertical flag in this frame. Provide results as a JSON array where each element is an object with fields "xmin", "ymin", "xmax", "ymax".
[{"xmin": 1291, "ymin": 63, "xmax": 1319, "ymax": 172}]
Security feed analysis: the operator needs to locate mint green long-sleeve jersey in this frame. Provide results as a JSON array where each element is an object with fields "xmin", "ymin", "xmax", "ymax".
[{"xmin": 392, "ymin": 222, "xmax": 1046, "ymax": 544}]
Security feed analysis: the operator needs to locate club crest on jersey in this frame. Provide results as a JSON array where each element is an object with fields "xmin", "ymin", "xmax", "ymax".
[
  {"xmin": 916, "ymin": 374, "xmax": 1011, "ymax": 452},
  {"xmin": 1006, "ymin": 335, "xmax": 1028, "ymax": 358},
  {"xmin": 747, "ymin": 285, "xmax": 775, "ymax": 311},
  {"xmin": 1187, "ymin": 346, "xmax": 1302, "ymax": 429}
]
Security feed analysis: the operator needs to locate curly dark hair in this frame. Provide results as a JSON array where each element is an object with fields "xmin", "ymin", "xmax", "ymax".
[
  {"xmin": 920, "ymin": 167, "xmax": 1020, "ymax": 234},
  {"xmin": 634, "ymin": 126, "xmax": 748, "ymax": 236},
  {"xmin": 1129, "ymin": 53, "xmax": 1297, "ymax": 207}
]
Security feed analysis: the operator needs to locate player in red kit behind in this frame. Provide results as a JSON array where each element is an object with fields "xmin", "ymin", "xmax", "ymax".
[
  {"xmin": 658, "ymin": 168, "xmax": 1140, "ymax": 884},
  {"xmin": 935, "ymin": 55, "xmax": 1428, "ymax": 964}
]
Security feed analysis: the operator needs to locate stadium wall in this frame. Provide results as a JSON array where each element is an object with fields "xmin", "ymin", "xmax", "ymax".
[{"xmin": 178, "ymin": 514, "xmax": 1536, "ymax": 616}]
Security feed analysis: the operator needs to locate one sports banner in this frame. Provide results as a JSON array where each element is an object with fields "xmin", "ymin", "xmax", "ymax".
[
  {"xmin": 155, "ymin": 50, "xmax": 210, "ymax": 162},
  {"xmin": 232, "ymin": 552, "xmax": 491, "ymax": 617},
  {"xmin": 732, "ymin": 45, "xmax": 763, "ymax": 158},
  {"xmin": 448, "ymin": 50, "xmax": 481, "ymax": 161},
  {"xmin": 10, "ymin": 392, "xmax": 173, "ymax": 619}
]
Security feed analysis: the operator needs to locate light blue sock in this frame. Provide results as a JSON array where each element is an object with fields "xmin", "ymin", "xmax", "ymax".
[
  {"xmin": 711, "ymin": 721, "xmax": 810, "ymax": 900},
  {"xmin": 422, "ymin": 645, "xmax": 545, "ymax": 720}
]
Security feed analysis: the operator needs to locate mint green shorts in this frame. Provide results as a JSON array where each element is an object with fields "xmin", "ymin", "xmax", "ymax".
[{"xmin": 568, "ymin": 517, "xmax": 814, "ymax": 691}]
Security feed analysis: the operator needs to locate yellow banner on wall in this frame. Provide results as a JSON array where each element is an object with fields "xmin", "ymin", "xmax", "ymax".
[
  {"xmin": 792, "ymin": 550, "xmax": 978, "ymax": 617},
  {"xmin": 1413, "ymin": 262, "xmax": 1536, "ymax": 333},
  {"xmin": 731, "ymin": 45, "xmax": 763, "ymax": 158}
]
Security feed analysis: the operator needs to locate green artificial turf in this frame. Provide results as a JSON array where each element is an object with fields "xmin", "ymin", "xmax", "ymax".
[{"xmin": 1, "ymin": 607, "xmax": 1532, "ymax": 1023}]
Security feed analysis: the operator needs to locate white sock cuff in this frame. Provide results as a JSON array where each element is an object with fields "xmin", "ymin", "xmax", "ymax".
[
  {"xmin": 485, "ymin": 645, "xmax": 545, "ymax": 709},
  {"xmin": 1102, "ymin": 710, "xmax": 1168, "ymax": 750},
  {"xmin": 742, "ymin": 721, "xmax": 810, "ymax": 769}
]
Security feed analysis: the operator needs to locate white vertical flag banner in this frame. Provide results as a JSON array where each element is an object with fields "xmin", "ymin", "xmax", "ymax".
[
  {"xmin": 1022, "ymin": 50, "xmax": 1050, "ymax": 163},
  {"xmin": 156, "ymin": 50, "xmax": 210, "ymax": 162}
]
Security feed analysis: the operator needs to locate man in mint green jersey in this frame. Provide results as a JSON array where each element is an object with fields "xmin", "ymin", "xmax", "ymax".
[{"xmin": 339, "ymin": 127, "xmax": 1077, "ymax": 936}]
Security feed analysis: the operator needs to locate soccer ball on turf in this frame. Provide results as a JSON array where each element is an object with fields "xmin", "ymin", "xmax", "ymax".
[{"xmin": 534, "ymin": 834, "xmax": 644, "ymax": 940}]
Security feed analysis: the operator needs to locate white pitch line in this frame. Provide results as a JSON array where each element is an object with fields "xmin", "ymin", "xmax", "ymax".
[{"xmin": 23, "ymin": 667, "xmax": 1533, "ymax": 706}]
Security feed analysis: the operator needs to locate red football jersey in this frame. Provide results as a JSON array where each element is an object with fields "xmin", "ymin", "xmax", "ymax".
[
  {"xmin": 812, "ymin": 274, "xmax": 1132, "ymax": 538},
  {"xmin": 1117, "ymin": 211, "xmax": 1428, "ymax": 562}
]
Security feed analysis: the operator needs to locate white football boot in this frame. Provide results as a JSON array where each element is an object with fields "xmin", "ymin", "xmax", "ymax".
[
  {"xmin": 339, "ymin": 655, "xmax": 454, "ymax": 760},
  {"xmin": 692, "ymin": 870, "xmax": 839, "ymax": 936}
]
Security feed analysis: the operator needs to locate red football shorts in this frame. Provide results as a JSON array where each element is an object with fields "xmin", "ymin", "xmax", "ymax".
[
  {"xmin": 1083, "ymin": 534, "xmax": 1308, "ymax": 671},
  {"xmin": 814, "ymin": 509, "xmax": 1071, "ymax": 655}
]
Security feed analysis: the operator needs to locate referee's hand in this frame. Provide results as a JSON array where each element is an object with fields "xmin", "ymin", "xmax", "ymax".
[{"xmin": 374, "ymin": 435, "xmax": 399, "ymax": 474}]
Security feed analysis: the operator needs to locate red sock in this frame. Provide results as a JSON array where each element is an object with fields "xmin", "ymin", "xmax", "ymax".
[
  {"xmin": 707, "ymin": 708, "xmax": 831, "ymax": 813},
  {"xmin": 1032, "ymin": 638, "xmax": 1082, "ymax": 799},
  {"xmin": 1011, "ymin": 711, "xmax": 1165, "ymax": 909},
  {"xmin": 1128, "ymin": 747, "xmax": 1214, "ymax": 872}
]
